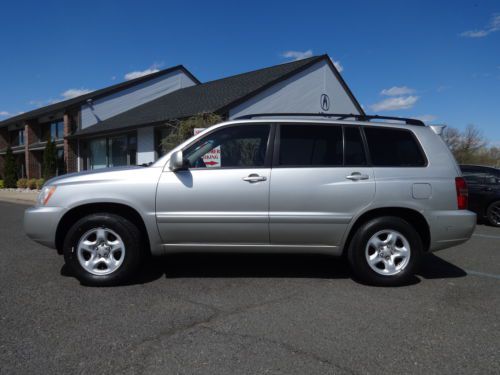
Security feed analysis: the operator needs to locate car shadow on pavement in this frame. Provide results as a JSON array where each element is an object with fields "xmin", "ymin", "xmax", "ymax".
[
  {"xmin": 61, "ymin": 252, "xmax": 467, "ymax": 287},
  {"xmin": 417, "ymin": 253, "xmax": 467, "ymax": 279},
  {"xmin": 109, "ymin": 253, "xmax": 351, "ymax": 286}
]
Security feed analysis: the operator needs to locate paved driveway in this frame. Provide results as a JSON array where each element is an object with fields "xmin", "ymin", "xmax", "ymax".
[{"xmin": 0, "ymin": 201, "xmax": 499, "ymax": 374}]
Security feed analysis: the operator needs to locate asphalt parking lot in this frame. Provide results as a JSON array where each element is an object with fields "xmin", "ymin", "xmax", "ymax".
[{"xmin": 1, "ymin": 201, "xmax": 499, "ymax": 374}]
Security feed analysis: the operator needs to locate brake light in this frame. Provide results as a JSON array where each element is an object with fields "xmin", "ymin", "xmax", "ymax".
[{"xmin": 455, "ymin": 177, "xmax": 468, "ymax": 210}]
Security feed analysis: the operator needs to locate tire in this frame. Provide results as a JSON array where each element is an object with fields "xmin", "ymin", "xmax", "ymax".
[
  {"xmin": 63, "ymin": 213, "xmax": 143, "ymax": 286},
  {"xmin": 486, "ymin": 201, "xmax": 500, "ymax": 227},
  {"xmin": 347, "ymin": 216, "xmax": 423, "ymax": 286}
]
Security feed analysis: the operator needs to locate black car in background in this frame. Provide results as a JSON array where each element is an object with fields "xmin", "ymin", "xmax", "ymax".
[{"xmin": 460, "ymin": 164, "xmax": 500, "ymax": 227}]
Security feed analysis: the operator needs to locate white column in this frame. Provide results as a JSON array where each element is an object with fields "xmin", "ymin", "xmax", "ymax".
[{"xmin": 137, "ymin": 127, "xmax": 156, "ymax": 165}]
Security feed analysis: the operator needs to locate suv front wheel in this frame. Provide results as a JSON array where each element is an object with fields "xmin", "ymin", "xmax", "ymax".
[
  {"xmin": 347, "ymin": 216, "xmax": 423, "ymax": 286},
  {"xmin": 63, "ymin": 213, "xmax": 143, "ymax": 286}
]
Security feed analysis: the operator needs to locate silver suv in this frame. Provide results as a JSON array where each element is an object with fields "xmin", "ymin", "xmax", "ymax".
[{"xmin": 24, "ymin": 114, "xmax": 476, "ymax": 286}]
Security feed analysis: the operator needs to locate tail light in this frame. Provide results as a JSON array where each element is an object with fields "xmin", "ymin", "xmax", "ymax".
[{"xmin": 455, "ymin": 177, "xmax": 468, "ymax": 210}]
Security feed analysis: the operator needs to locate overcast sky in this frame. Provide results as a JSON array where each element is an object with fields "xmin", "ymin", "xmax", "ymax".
[{"xmin": 0, "ymin": 0, "xmax": 498, "ymax": 141}]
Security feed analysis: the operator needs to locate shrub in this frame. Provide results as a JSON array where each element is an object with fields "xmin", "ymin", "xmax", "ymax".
[
  {"xmin": 43, "ymin": 138, "xmax": 57, "ymax": 180},
  {"xmin": 36, "ymin": 179, "xmax": 45, "ymax": 189},
  {"xmin": 17, "ymin": 178, "xmax": 28, "ymax": 189},
  {"xmin": 0, "ymin": 180, "xmax": 4, "ymax": 189},
  {"xmin": 28, "ymin": 178, "xmax": 37, "ymax": 190},
  {"xmin": 4, "ymin": 146, "xmax": 17, "ymax": 188}
]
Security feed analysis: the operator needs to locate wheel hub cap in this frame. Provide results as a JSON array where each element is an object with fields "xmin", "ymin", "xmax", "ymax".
[
  {"xmin": 365, "ymin": 230, "xmax": 411, "ymax": 276},
  {"xmin": 76, "ymin": 228, "xmax": 126, "ymax": 276}
]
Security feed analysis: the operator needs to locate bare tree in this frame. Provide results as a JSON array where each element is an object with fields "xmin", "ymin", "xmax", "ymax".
[
  {"xmin": 462, "ymin": 124, "xmax": 486, "ymax": 153},
  {"xmin": 442, "ymin": 124, "xmax": 498, "ymax": 166},
  {"xmin": 442, "ymin": 127, "xmax": 461, "ymax": 153}
]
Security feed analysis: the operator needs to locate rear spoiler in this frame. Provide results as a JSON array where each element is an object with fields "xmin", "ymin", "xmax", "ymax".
[{"xmin": 430, "ymin": 125, "xmax": 446, "ymax": 136}]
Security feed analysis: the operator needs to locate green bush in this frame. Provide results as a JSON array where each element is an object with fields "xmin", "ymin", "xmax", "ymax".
[
  {"xmin": 17, "ymin": 178, "xmax": 28, "ymax": 189},
  {"xmin": 0, "ymin": 180, "xmax": 4, "ymax": 189},
  {"xmin": 27, "ymin": 178, "xmax": 37, "ymax": 190},
  {"xmin": 4, "ymin": 146, "xmax": 17, "ymax": 188},
  {"xmin": 36, "ymin": 179, "xmax": 45, "ymax": 190}
]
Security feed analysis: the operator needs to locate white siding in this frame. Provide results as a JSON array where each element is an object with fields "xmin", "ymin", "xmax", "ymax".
[
  {"xmin": 81, "ymin": 70, "xmax": 197, "ymax": 129},
  {"xmin": 137, "ymin": 127, "xmax": 155, "ymax": 165},
  {"xmin": 229, "ymin": 60, "xmax": 360, "ymax": 119}
]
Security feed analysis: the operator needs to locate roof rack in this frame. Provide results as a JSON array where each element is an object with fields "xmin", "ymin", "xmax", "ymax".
[{"xmin": 234, "ymin": 113, "xmax": 425, "ymax": 126}]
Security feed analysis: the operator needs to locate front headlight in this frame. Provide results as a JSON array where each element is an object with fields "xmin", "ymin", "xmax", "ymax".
[{"xmin": 37, "ymin": 186, "xmax": 57, "ymax": 206}]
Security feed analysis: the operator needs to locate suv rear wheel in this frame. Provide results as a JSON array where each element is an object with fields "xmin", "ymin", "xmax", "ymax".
[
  {"xmin": 63, "ymin": 213, "xmax": 143, "ymax": 286},
  {"xmin": 347, "ymin": 216, "xmax": 423, "ymax": 286}
]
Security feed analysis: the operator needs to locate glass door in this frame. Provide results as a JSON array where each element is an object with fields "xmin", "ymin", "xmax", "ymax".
[
  {"xmin": 89, "ymin": 138, "xmax": 107, "ymax": 169},
  {"xmin": 108, "ymin": 135, "xmax": 128, "ymax": 167}
]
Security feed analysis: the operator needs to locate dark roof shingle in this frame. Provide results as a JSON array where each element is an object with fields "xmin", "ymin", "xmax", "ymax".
[{"xmin": 74, "ymin": 55, "xmax": 335, "ymax": 136}]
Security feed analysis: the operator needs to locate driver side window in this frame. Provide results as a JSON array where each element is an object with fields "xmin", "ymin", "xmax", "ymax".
[{"xmin": 184, "ymin": 124, "xmax": 271, "ymax": 169}]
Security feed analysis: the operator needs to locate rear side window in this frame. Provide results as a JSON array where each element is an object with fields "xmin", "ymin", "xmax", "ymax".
[
  {"xmin": 278, "ymin": 124, "xmax": 342, "ymax": 166},
  {"xmin": 364, "ymin": 127, "xmax": 426, "ymax": 167},
  {"xmin": 344, "ymin": 127, "xmax": 367, "ymax": 166}
]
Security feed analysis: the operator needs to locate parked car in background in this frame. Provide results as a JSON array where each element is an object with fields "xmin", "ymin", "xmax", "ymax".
[
  {"xmin": 24, "ymin": 114, "xmax": 476, "ymax": 287},
  {"xmin": 459, "ymin": 164, "xmax": 500, "ymax": 227}
]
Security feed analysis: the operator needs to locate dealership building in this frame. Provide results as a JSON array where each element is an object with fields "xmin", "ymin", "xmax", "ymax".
[{"xmin": 0, "ymin": 54, "xmax": 363, "ymax": 179}]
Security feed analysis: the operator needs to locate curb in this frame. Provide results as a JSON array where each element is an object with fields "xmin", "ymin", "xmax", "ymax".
[{"xmin": 0, "ymin": 197, "xmax": 36, "ymax": 205}]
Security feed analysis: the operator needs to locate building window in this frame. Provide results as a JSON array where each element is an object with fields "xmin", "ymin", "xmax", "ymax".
[
  {"xmin": 128, "ymin": 135, "xmax": 137, "ymax": 165},
  {"xmin": 51, "ymin": 121, "xmax": 65, "ymax": 141},
  {"xmin": 56, "ymin": 149, "xmax": 65, "ymax": 176},
  {"xmin": 89, "ymin": 138, "xmax": 107, "ymax": 169},
  {"xmin": 18, "ymin": 130, "xmax": 25, "ymax": 146},
  {"xmin": 40, "ymin": 120, "xmax": 64, "ymax": 142},
  {"xmin": 88, "ymin": 133, "xmax": 137, "ymax": 170},
  {"xmin": 155, "ymin": 127, "xmax": 171, "ymax": 158},
  {"xmin": 9, "ymin": 129, "xmax": 24, "ymax": 146}
]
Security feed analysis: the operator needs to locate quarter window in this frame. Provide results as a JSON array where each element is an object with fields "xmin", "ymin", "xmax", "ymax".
[
  {"xmin": 184, "ymin": 125, "xmax": 270, "ymax": 168},
  {"xmin": 364, "ymin": 127, "xmax": 426, "ymax": 167},
  {"xmin": 278, "ymin": 124, "xmax": 343, "ymax": 166}
]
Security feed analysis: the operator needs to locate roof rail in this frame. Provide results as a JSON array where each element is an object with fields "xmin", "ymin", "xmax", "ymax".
[{"xmin": 234, "ymin": 113, "xmax": 425, "ymax": 126}]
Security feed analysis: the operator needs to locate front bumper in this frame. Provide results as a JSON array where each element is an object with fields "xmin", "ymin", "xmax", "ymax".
[
  {"xmin": 24, "ymin": 206, "xmax": 66, "ymax": 249},
  {"xmin": 428, "ymin": 210, "xmax": 476, "ymax": 252}
]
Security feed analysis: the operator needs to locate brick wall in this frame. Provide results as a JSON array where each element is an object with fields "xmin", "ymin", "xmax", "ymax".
[
  {"xmin": 25, "ymin": 120, "xmax": 41, "ymax": 179},
  {"xmin": 0, "ymin": 127, "xmax": 7, "ymax": 150},
  {"xmin": 64, "ymin": 113, "xmax": 78, "ymax": 173}
]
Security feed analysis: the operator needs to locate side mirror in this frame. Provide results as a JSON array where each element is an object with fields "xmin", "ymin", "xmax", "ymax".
[{"xmin": 169, "ymin": 150, "xmax": 188, "ymax": 171}]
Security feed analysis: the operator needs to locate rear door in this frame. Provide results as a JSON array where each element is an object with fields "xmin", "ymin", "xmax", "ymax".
[{"xmin": 269, "ymin": 123, "xmax": 375, "ymax": 247}]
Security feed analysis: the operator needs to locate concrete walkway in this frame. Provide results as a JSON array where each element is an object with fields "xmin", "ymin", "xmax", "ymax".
[{"xmin": 0, "ymin": 189, "xmax": 38, "ymax": 205}]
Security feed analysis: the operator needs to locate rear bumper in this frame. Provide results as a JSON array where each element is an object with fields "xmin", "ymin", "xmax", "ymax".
[
  {"xmin": 24, "ymin": 206, "xmax": 66, "ymax": 249},
  {"xmin": 427, "ymin": 210, "xmax": 476, "ymax": 252}
]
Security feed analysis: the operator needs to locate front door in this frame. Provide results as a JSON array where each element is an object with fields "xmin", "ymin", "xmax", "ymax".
[
  {"xmin": 269, "ymin": 124, "xmax": 375, "ymax": 247},
  {"xmin": 156, "ymin": 123, "xmax": 272, "ymax": 246}
]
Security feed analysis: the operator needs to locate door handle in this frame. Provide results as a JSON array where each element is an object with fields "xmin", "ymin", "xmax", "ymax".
[
  {"xmin": 346, "ymin": 172, "xmax": 369, "ymax": 181},
  {"xmin": 243, "ymin": 174, "xmax": 267, "ymax": 183}
]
